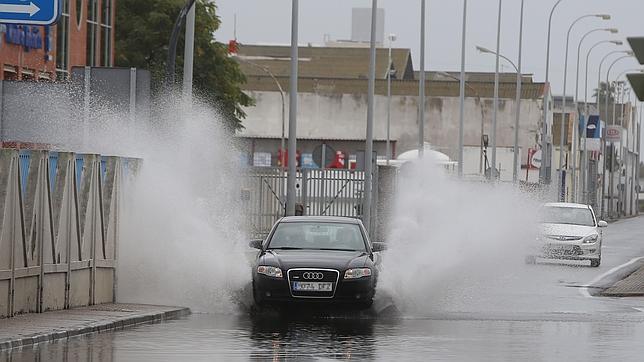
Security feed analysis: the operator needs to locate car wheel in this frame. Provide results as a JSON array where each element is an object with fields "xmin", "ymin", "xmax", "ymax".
[
  {"xmin": 590, "ymin": 258, "xmax": 601, "ymax": 268},
  {"xmin": 525, "ymin": 255, "xmax": 537, "ymax": 265}
]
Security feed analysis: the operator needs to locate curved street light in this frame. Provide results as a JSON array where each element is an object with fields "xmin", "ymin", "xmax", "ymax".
[
  {"xmin": 604, "ymin": 54, "xmax": 635, "ymax": 217},
  {"xmin": 573, "ymin": 39, "xmax": 622, "ymax": 201},
  {"xmin": 598, "ymin": 50, "xmax": 634, "ymax": 217},
  {"xmin": 477, "ymin": 46, "xmax": 518, "ymax": 71},
  {"xmin": 574, "ymin": 27, "xmax": 618, "ymax": 203},
  {"xmin": 560, "ymin": 14, "xmax": 611, "ymax": 200},
  {"xmin": 541, "ymin": 0, "xmax": 566, "ymax": 184}
]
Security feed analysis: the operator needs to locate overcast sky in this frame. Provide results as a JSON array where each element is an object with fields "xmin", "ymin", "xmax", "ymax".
[{"xmin": 214, "ymin": 0, "xmax": 644, "ymax": 148}]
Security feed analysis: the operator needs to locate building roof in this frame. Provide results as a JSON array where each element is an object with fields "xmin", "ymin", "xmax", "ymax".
[
  {"xmin": 235, "ymin": 44, "xmax": 415, "ymax": 80},
  {"xmin": 243, "ymin": 76, "xmax": 546, "ymax": 100}
]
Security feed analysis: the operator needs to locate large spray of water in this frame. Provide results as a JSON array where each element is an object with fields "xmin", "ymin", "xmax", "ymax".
[
  {"xmin": 378, "ymin": 156, "xmax": 543, "ymax": 316},
  {"xmin": 115, "ymin": 99, "xmax": 250, "ymax": 313}
]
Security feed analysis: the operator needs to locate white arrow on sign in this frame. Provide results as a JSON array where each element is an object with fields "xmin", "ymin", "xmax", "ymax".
[{"xmin": 0, "ymin": 2, "xmax": 40, "ymax": 16}]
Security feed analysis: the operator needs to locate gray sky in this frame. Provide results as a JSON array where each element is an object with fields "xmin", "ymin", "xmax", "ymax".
[{"xmin": 214, "ymin": 0, "xmax": 644, "ymax": 149}]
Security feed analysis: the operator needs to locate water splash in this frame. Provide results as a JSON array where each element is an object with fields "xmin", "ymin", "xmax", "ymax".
[
  {"xmin": 116, "ymin": 98, "xmax": 250, "ymax": 313},
  {"xmin": 378, "ymin": 156, "xmax": 543, "ymax": 316}
]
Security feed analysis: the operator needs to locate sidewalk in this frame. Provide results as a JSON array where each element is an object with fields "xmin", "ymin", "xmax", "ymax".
[
  {"xmin": 602, "ymin": 265, "xmax": 644, "ymax": 297},
  {"xmin": 0, "ymin": 303, "xmax": 190, "ymax": 351}
]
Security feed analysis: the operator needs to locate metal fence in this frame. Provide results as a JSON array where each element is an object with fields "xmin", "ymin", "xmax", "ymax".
[
  {"xmin": 241, "ymin": 166, "xmax": 398, "ymax": 242},
  {"xmin": 0, "ymin": 148, "xmax": 139, "ymax": 318}
]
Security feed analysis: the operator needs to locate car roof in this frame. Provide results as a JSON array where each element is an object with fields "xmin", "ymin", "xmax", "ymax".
[
  {"xmin": 542, "ymin": 202, "xmax": 590, "ymax": 209},
  {"xmin": 279, "ymin": 216, "xmax": 363, "ymax": 225}
]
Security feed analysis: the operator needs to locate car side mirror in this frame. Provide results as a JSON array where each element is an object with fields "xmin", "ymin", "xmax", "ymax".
[
  {"xmin": 249, "ymin": 239, "xmax": 263, "ymax": 250},
  {"xmin": 598, "ymin": 220, "xmax": 608, "ymax": 228},
  {"xmin": 371, "ymin": 242, "xmax": 387, "ymax": 252}
]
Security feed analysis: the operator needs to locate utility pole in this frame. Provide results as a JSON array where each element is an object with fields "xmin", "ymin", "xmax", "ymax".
[
  {"xmin": 418, "ymin": 0, "xmax": 426, "ymax": 158},
  {"xmin": 363, "ymin": 0, "xmax": 377, "ymax": 234},
  {"xmin": 182, "ymin": 1, "xmax": 196, "ymax": 102},
  {"xmin": 491, "ymin": 0, "xmax": 502, "ymax": 181},
  {"xmin": 458, "ymin": 0, "xmax": 467, "ymax": 177},
  {"xmin": 286, "ymin": 0, "xmax": 299, "ymax": 216}
]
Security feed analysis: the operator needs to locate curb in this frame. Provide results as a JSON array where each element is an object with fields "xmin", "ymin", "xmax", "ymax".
[{"xmin": 0, "ymin": 307, "xmax": 190, "ymax": 351}]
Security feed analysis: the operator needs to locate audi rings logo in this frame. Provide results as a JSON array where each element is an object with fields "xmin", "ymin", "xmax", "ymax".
[{"xmin": 303, "ymin": 272, "xmax": 324, "ymax": 280}]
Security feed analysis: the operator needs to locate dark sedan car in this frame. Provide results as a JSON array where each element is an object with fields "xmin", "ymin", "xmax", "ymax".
[{"xmin": 249, "ymin": 216, "xmax": 384, "ymax": 309}]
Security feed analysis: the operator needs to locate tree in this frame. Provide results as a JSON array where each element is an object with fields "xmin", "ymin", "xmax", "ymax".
[{"xmin": 115, "ymin": 0, "xmax": 253, "ymax": 130}]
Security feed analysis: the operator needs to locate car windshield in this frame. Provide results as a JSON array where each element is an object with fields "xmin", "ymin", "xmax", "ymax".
[
  {"xmin": 267, "ymin": 222, "xmax": 366, "ymax": 251},
  {"xmin": 540, "ymin": 206, "xmax": 595, "ymax": 227}
]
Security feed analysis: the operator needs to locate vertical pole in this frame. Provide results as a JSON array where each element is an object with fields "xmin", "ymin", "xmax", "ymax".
[
  {"xmin": 541, "ymin": 0, "xmax": 564, "ymax": 184},
  {"xmin": 0, "ymin": 80, "xmax": 4, "ymax": 143},
  {"xmin": 363, "ymin": 0, "xmax": 377, "ymax": 234},
  {"xmin": 83, "ymin": 67, "xmax": 91, "ymax": 151},
  {"xmin": 129, "ymin": 68, "xmax": 137, "ymax": 124},
  {"xmin": 418, "ymin": 0, "xmax": 426, "ymax": 158},
  {"xmin": 458, "ymin": 0, "xmax": 467, "ymax": 177},
  {"xmin": 513, "ymin": 0, "xmax": 524, "ymax": 183},
  {"xmin": 182, "ymin": 1, "xmax": 196, "ymax": 102},
  {"xmin": 491, "ymin": 0, "xmax": 502, "ymax": 181},
  {"xmin": 286, "ymin": 0, "xmax": 299, "ymax": 216},
  {"xmin": 386, "ymin": 39, "xmax": 392, "ymax": 165},
  {"xmin": 600, "ymin": 128, "xmax": 607, "ymax": 218}
]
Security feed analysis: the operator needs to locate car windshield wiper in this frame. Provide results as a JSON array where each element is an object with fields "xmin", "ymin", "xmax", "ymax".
[{"xmin": 267, "ymin": 246, "xmax": 303, "ymax": 250}]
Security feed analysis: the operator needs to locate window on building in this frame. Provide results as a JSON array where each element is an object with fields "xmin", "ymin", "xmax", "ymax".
[
  {"xmin": 100, "ymin": 0, "xmax": 112, "ymax": 66},
  {"xmin": 86, "ymin": 0, "xmax": 98, "ymax": 66},
  {"xmin": 55, "ymin": 0, "xmax": 70, "ymax": 80}
]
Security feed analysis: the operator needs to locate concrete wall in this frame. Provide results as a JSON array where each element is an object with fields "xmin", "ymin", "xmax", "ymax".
[
  {"xmin": 240, "ymin": 90, "xmax": 544, "ymax": 176},
  {"xmin": 0, "ymin": 149, "xmax": 136, "ymax": 318}
]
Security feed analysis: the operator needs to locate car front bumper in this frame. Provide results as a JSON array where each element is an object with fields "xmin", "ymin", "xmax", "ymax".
[
  {"xmin": 253, "ymin": 273, "xmax": 376, "ymax": 305},
  {"xmin": 529, "ymin": 241, "xmax": 600, "ymax": 261}
]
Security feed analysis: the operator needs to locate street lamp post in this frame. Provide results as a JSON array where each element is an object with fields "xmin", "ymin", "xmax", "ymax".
[
  {"xmin": 491, "ymin": 0, "xmax": 502, "ymax": 181},
  {"xmin": 561, "ymin": 14, "xmax": 611, "ymax": 201},
  {"xmin": 386, "ymin": 33, "xmax": 397, "ymax": 165},
  {"xmin": 363, "ymin": 0, "xmax": 377, "ymax": 235},
  {"xmin": 477, "ymin": 45, "xmax": 519, "ymax": 180},
  {"xmin": 580, "ymin": 36, "xmax": 620, "ymax": 206},
  {"xmin": 598, "ymin": 50, "xmax": 632, "ymax": 218},
  {"xmin": 418, "ymin": 0, "xmax": 426, "ymax": 158},
  {"xmin": 541, "ymin": 0, "xmax": 566, "ymax": 184},
  {"xmin": 575, "ymin": 28, "xmax": 618, "ymax": 204},
  {"xmin": 573, "ymin": 39, "xmax": 621, "ymax": 202},
  {"xmin": 458, "ymin": 0, "xmax": 467, "ymax": 177},
  {"xmin": 605, "ymin": 54, "xmax": 635, "ymax": 218},
  {"xmin": 439, "ymin": 71, "xmax": 485, "ymax": 174},
  {"xmin": 513, "ymin": 0, "xmax": 525, "ymax": 184},
  {"xmin": 286, "ymin": 0, "xmax": 299, "ymax": 216}
]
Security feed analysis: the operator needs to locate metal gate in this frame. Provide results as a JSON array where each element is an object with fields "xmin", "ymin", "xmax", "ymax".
[{"xmin": 241, "ymin": 167, "xmax": 372, "ymax": 238}]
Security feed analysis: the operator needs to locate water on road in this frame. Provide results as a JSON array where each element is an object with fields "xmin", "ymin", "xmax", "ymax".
[{"xmin": 4, "ymin": 217, "xmax": 644, "ymax": 361}]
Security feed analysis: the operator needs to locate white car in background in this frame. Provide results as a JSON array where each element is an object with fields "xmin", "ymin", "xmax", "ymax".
[{"xmin": 526, "ymin": 202, "xmax": 607, "ymax": 267}]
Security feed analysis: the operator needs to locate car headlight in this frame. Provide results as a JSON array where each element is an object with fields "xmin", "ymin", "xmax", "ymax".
[
  {"xmin": 583, "ymin": 234, "xmax": 598, "ymax": 244},
  {"xmin": 257, "ymin": 266, "xmax": 283, "ymax": 278},
  {"xmin": 344, "ymin": 268, "xmax": 372, "ymax": 279}
]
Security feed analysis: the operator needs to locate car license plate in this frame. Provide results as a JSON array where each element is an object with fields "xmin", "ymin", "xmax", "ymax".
[{"xmin": 292, "ymin": 282, "xmax": 333, "ymax": 292}]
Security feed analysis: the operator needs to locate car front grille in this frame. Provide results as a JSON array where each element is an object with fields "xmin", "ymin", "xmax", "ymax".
[
  {"xmin": 545, "ymin": 235, "xmax": 583, "ymax": 241},
  {"xmin": 287, "ymin": 268, "xmax": 340, "ymax": 298}
]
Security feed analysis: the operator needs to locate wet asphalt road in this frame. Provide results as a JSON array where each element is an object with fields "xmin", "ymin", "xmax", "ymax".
[{"xmin": 4, "ymin": 217, "xmax": 644, "ymax": 361}]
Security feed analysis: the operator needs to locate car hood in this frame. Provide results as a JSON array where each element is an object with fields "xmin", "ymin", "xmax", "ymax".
[
  {"xmin": 260, "ymin": 249, "xmax": 370, "ymax": 271},
  {"xmin": 539, "ymin": 223, "xmax": 597, "ymax": 237}
]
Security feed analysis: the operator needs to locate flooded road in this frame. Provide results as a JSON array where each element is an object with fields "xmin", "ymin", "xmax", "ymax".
[
  {"xmin": 4, "ymin": 217, "xmax": 644, "ymax": 361},
  {"xmin": 5, "ymin": 310, "xmax": 644, "ymax": 361}
]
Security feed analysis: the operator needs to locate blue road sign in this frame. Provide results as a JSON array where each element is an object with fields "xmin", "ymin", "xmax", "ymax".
[{"xmin": 0, "ymin": 0, "xmax": 60, "ymax": 25}]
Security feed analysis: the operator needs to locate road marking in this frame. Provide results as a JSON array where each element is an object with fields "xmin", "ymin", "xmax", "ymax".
[{"xmin": 580, "ymin": 256, "xmax": 644, "ymax": 298}]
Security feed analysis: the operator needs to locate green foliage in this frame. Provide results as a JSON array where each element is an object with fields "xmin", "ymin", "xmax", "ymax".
[{"xmin": 115, "ymin": 0, "xmax": 252, "ymax": 130}]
